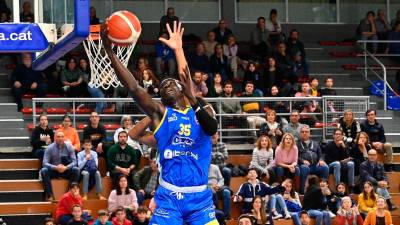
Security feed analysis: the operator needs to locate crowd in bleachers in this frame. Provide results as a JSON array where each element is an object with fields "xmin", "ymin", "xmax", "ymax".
[{"xmin": 2, "ymin": 2, "xmax": 400, "ymax": 225}]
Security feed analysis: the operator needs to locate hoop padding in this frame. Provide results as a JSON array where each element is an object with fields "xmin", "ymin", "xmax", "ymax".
[{"xmin": 83, "ymin": 25, "xmax": 136, "ymax": 90}]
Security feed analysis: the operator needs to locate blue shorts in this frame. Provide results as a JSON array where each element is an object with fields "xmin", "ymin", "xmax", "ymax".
[{"xmin": 149, "ymin": 186, "xmax": 218, "ymax": 225}]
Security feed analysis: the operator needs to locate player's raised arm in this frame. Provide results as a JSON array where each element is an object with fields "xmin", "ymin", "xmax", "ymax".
[
  {"xmin": 159, "ymin": 22, "xmax": 218, "ymax": 135},
  {"xmin": 101, "ymin": 23, "xmax": 164, "ymax": 124}
]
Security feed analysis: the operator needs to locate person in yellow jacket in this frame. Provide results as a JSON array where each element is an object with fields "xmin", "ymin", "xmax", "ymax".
[{"xmin": 358, "ymin": 181, "xmax": 378, "ymax": 219}]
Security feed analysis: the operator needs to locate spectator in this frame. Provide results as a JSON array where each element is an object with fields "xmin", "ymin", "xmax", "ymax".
[
  {"xmin": 108, "ymin": 175, "xmax": 138, "ymax": 220},
  {"xmin": 249, "ymin": 196, "xmax": 268, "ymax": 225},
  {"xmin": 159, "ymin": 7, "xmax": 179, "ymax": 34},
  {"xmin": 83, "ymin": 111, "xmax": 107, "ymax": 155},
  {"xmin": 188, "ymin": 43, "xmax": 210, "ymax": 74},
  {"xmin": 310, "ymin": 78, "xmax": 321, "ymax": 97},
  {"xmin": 61, "ymin": 57, "xmax": 87, "ymax": 97},
  {"xmin": 79, "ymin": 58, "xmax": 105, "ymax": 113},
  {"xmin": 259, "ymin": 110, "xmax": 284, "ymax": 149},
  {"xmin": 207, "ymin": 72, "xmax": 223, "ymax": 97},
  {"xmin": 30, "ymin": 114, "xmax": 54, "ymax": 158},
  {"xmin": 133, "ymin": 156, "xmax": 159, "ymax": 205},
  {"xmin": 219, "ymin": 81, "xmax": 243, "ymax": 129},
  {"xmin": 107, "ymin": 131, "xmax": 139, "ymax": 189},
  {"xmin": 319, "ymin": 179, "xmax": 337, "ymax": 216},
  {"xmin": 282, "ymin": 179, "xmax": 302, "ymax": 225},
  {"xmin": 361, "ymin": 109, "xmax": 394, "ymax": 171},
  {"xmin": 321, "ymin": 76, "xmax": 338, "ymax": 96},
  {"xmin": 265, "ymin": 85, "xmax": 288, "ymax": 113},
  {"xmin": 359, "ymin": 149, "xmax": 397, "ymax": 211},
  {"xmin": 0, "ymin": 0, "xmax": 10, "ymax": 20},
  {"xmin": 363, "ymin": 197, "xmax": 392, "ymax": 225},
  {"xmin": 113, "ymin": 115, "xmax": 143, "ymax": 155},
  {"xmin": 249, "ymin": 135, "xmax": 275, "ymax": 182},
  {"xmin": 212, "ymin": 19, "xmax": 233, "ymax": 44},
  {"xmin": 268, "ymin": 189, "xmax": 291, "ymax": 219},
  {"xmin": 155, "ymin": 32, "xmax": 176, "ymax": 77},
  {"xmin": 358, "ymin": 181, "xmax": 377, "ymax": 218},
  {"xmin": 210, "ymin": 44, "xmax": 230, "ymax": 81},
  {"xmin": 44, "ymin": 62, "xmax": 63, "ymax": 95},
  {"xmin": 297, "ymin": 125, "xmax": 329, "ymax": 194},
  {"xmin": 264, "ymin": 57, "xmax": 291, "ymax": 97},
  {"xmin": 211, "ymin": 132, "xmax": 231, "ymax": 186},
  {"xmin": 274, "ymin": 42, "xmax": 295, "ymax": 84},
  {"xmin": 77, "ymin": 139, "xmax": 105, "ymax": 200},
  {"xmin": 338, "ymin": 109, "xmax": 362, "ymax": 144},
  {"xmin": 89, "ymin": 7, "xmax": 100, "ymax": 25},
  {"xmin": 191, "ymin": 71, "xmax": 208, "ymax": 97},
  {"xmin": 350, "ymin": 132, "xmax": 371, "ymax": 175},
  {"xmin": 334, "ymin": 183, "xmax": 354, "ymax": 210},
  {"xmin": 223, "ymin": 35, "xmax": 241, "ymax": 80},
  {"xmin": 43, "ymin": 217, "xmax": 56, "ymax": 225},
  {"xmin": 235, "ymin": 168, "xmax": 286, "ymax": 213},
  {"xmin": 131, "ymin": 57, "xmax": 150, "ymax": 82},
  {"xmin": 299, "ymin": 211, "xmax": 310, "ymax": 225},
  {"xmin": 274, "ymin": 133, "xmax": 299, "ymax": 182},
  {"xmin": 238, "ymin": 214, "xmax": 256, "ymax": 225},
  {"xmin": 57, "ymin": 115, "xmax": 81, "ymax": 152},
  {"xmin": 303, "ymin": 176, "xmax": 331, "ymax": 225},
  {"xmin": 357, "ymin": 11, "xmax": 378, "ymax": 53},
  {"xmin": 336, "ymin": 196, "xmax": 363, "ymax": 225},
  {"xmin": 132, "ymin": 206, "xmax": 150, "ymax": 225},
  {"xmin": 323, "ymin": 128, "xmax": 355, "ymax": 189},
  {"xmin": 291, "ymin": 51, "xmax": 309, "ymax": 78},
  {"xmin": 266, "ymin": 9, "xmax": 284, "ymax": 45},
  {"xmin": 67, "ymin": 205, "xmax": 88, "ymax": 225},
  {"xmin": 283, "ymin": 110, "xmax": 303, "ymax": 141},
  {"xmin": 93, "ymin": 210, "xmax": 111, "ymax": 225},
  {"xmin": 375, "ymin": 9, "xmax": 390, "ymax": 51},
  {"xmin": 56, "ymin": 183, "xmax": 83, "ymax": 225},
  {"xmin": 386, "ymin": 21, "xmax": 400, "ymax": 61},
  {"xmin": 295, "ymin": 82, "xmax": 312, "ymax": 98},
  {"xmin": 20, "ymin": 1, "xmax": 33, "ymax": 22},
  {"xmin": 11, "ymin": 53, "xmax": 47, "ymax": 111},
  {"xmin": 251, "ymin": 17, "xmax": 269, "ymax": 60},
  {"xmin": 140, "ymin": 69, "xmax": 159, "ymax": 97},
  {"xmin": 390, "ymin": 9, "xmax": 400, "ymax": 29},
  {"xmin": 208, "ymin": 163, "xmax": 231, "ymax": 220},
  {"xmin": 242, "ymin": 62, "xmax": 264, "ymax": 96},
  {"xmin": 203, "ymin": 31, "xmax": 217, "ymax": 58},
  {"xmin": 0, "ymin": 11, "xmax": 10, "ymax": 22},
  {"xmin": 41, "ymin": 131, "xmax": 80, "ymax": 201},
  {"xmin": 286, "ymin": 29, "xmax": 306, "ymax": 59},
  {"xmin": 241, "ymin": 81, "xmax": 262, "ymax": 138},
  {"xmin": 111, "ymin": 206, "xmax": 132, "ymax": 225}
]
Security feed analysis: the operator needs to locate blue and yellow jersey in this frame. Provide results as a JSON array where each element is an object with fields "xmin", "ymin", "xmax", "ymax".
[{"xmin": 154, "ymin": 106, "xmax": 212, "ymax": 187}]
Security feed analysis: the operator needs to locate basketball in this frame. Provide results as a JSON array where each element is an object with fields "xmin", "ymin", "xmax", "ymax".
[{"xmin": 106, "ymin": 10, "xmax": 141, "ymax": 46}]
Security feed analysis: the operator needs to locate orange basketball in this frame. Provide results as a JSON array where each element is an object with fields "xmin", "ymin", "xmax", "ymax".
[{"xmin": 106, "ymin": 10, "xmax": 141, "ymax": 46}]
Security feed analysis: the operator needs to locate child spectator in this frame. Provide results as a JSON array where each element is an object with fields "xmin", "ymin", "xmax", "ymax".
[
  {"xmin": 108, "ymin": 175, "xmax": 138, "ymax": 221},
  {"xmin": 336, "ymin": 196, "xmax": 363, "ymax": 225},
  {"xmin": 112, "ymin": 207, "xmax": 132, "ymax": 225},
  {"xmin": 43, "ymin": 217, "xmax": 56, "ymax": 225},
  {"xmin": 333, "ymin": 183, "xmax": 353, "ymax": 212},
  {"xmin": 249, "ymin": 135, "xmax": 275, "ymax": 182},
  {"xmin": 93, "ymin": 210, "xmax": 112, "ymax": 225},
  {"xmin": 249, "ymin": 196, "xmax": 268, "ymax": 225},
  {"xmin": 30, "ymin": 114, "xmax": 54, "ymax": 158},
  {"xmin": 242, "ymin": 62, "xmax": 264, "ymax": 96},
  {"xmin": 57, "ymin": 114, "xmax": 81, "ymax": 152},
  {"xmin": 132, "ymin": 206, "xmax": 150, "ymax": 225},
  {"xmin": 310, "ymin": 78, "xmax": 321, "ymax": 97},
  {"xmin": 77, "ymin": 139, "xmax": 106, "ymax": 200},
  {"xmin": 321, "ymin": 77, "xmax": 337, "ymax": 96},
  {"xmin": 67, "ymin": 205, "xmax": 88, "ymax": 225},
  {"xmin": 141, "ymin": 69, "xmax": 159, "ymax": 97},
  {"xmin": 358, "ymin": 181, "xmax": 377, "ymax": 218},
  {"xmin": 56, "ymin": 183, "xmax": 83, "ymax": 225},
  {"xmin": 283, "ymin": 179, "xmax": 302, "ymax": 225}
]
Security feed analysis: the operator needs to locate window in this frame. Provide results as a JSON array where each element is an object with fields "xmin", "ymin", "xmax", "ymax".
[
  {"xmin": 340, "ymin": 0, "xmax": 386, "ymax": 24},
  {"xmin": 112, "ymin": 0, "xmax": 164, "ymax": 22},
  {"xmin": 288, "ymin": 0, "xmax": 337, "ymax": 23},
  {"xmin": 168, "ymin": 0, "xmax": 220, "ymax": 22},
  {"xmin": 236, "ymin": 0, "xmax": 286, "ymax": 23}
]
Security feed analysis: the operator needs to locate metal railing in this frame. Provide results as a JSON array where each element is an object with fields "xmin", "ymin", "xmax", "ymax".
[
  {"xmin": 357, "ymin": 40, "xmax": 400, "ymax": 110},
  {"xmin": 32, "ymin": 96, "xmax": 370, "ymax": 142}
]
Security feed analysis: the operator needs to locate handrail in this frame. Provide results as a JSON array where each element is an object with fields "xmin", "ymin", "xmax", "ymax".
[{"xmin": 356, "ymin": 40, "xmax": 398, "ymax": 110}]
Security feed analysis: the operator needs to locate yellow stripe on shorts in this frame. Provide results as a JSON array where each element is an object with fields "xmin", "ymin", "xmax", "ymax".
[{"xmin": 205, "ymin": 219, "xmax": 219, "ymax": 225}]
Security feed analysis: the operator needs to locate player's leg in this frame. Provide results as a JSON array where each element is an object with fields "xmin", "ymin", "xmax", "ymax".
[{"xmin": 184, "ymin": 189, "xmax": 219, "ymax": 225}]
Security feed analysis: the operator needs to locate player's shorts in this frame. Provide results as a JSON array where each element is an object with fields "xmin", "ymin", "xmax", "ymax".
[{"xmin": 149, "ymin": 184, "xmax": 219, "ymax": 225}]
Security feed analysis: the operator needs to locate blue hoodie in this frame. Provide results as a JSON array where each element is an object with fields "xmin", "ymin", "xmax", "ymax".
[{"xmin": 92, "ymin": 220, "xmax": 112, "ymax": 225}]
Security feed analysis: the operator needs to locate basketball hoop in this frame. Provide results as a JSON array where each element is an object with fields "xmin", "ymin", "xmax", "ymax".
[{"xmin": 83, "ymin": 25, "xmax": 136, "ymax": 90}]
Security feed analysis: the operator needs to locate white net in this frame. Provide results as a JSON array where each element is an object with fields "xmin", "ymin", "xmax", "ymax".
[{"xmin": 83, "ymin": 29, "xmax": 136, "ymax": 90}]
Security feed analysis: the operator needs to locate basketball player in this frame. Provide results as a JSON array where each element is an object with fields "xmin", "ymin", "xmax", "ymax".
[{"xmin": 101, "ymin": 21, "xmax": 219, "ymax": 224}]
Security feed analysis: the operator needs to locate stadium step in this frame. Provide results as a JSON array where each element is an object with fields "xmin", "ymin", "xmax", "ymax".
[
  {"xmin": 0, "ymin": 159, "xmax": 39, "ymax": 170},
  {"xmin": 0, "ymin": 180, "xmax": 42, "ymax": 191},
  {"xmin": 0, "ymin": 214, "xmax": 50, "ymax": 225},
  {"xmin": 0, "ymin": 191, "xmax": 43, "ymax": 202},
  {"xmin": 0, "ymin": 169, "xmax": 38, "ymax": 180}
]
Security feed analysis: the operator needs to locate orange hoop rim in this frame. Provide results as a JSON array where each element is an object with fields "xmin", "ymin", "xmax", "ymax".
[{"xmin": 89, "ymin": 25, "xmax": 101, "ymax": 41}]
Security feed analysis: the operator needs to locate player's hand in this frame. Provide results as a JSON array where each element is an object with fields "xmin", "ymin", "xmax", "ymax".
[
  {"xmin": 100, "ymin": 21, "xmax": 113, "ymax": 52},
  {"xmin": 159, "ymin": 21, "xmax": 184, "ymax": 51}
]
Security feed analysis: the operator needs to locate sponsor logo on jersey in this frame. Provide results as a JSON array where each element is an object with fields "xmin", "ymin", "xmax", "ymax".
[
  {"xmin": 168, "ymin": 113, "xmax": 178, "ymax": 122},
  {"xmin": 164, "ymin": 149, "xmax": 199, "ymax": 160},
  {"xmin": 172, "ymin": 135, "xmax": 195, "ymax": 146}
]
